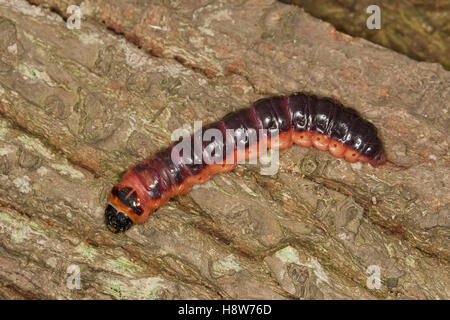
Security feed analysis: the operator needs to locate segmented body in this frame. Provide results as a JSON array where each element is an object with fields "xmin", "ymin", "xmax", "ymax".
[{"xmin": 105, "ymin": 93, "xmax": 386, "ymax": 233}]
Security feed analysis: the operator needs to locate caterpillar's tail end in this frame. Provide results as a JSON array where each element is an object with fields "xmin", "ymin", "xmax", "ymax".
[
  {"xmin": 105, "ymin": 204, "xmax": 134, "ymax": 233},
  {"xmin": 370, "ymin": 152, "xmax": 387, "ymax": 167}
]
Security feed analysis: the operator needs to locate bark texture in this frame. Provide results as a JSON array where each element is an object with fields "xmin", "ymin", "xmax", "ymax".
[
  {"xmin": 0, "ymin": 0, "xmax": 449, "ymax": 299},
  {"xmin": 281, "ymin": 0, "xmax": 450, "ymax": 71}
]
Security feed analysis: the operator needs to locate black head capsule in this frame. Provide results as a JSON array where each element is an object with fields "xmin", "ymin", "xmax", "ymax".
[{"xmin": 105, "ymin": 204, "xmax": 134, "ymax": 233}]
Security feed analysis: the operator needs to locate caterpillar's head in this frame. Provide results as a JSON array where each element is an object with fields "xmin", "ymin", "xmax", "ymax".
[
  {"xmin": 105, "ymin": 186, "xmax": 144, "ymax": 233},
  {"xmin": 105, "ymin": 204, "xmax": 134, "ymax": 233}
]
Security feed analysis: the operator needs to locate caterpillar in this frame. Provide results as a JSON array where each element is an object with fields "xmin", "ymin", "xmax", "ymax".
[{"xmin": 105, "ymin": 93, "xmax": 386, "ymax": 233}]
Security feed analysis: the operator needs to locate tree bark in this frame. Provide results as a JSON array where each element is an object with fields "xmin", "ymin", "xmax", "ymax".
[
  {"xmin": 280, "ymin": 0, "xmax": 450, "ymax": 71},
  {"xmin": 0, "ymin": 0, "xmax": 448, "ymax": 299}
]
